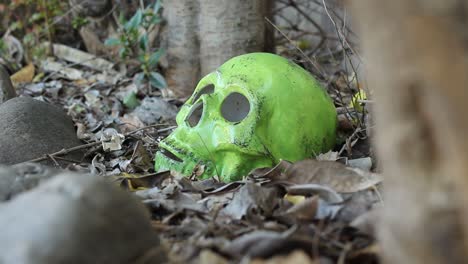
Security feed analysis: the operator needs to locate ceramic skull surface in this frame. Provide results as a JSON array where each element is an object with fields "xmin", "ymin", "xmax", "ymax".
[{"xmin": 155, "ymin": 53, "xmax": 337, "ymax": 182}]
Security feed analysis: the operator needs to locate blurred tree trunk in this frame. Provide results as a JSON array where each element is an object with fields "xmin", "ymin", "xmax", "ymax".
[
  {"xmin": 69, "ymin": 0, "xmax": 116, "ymax": 55},
  {"xmin": 162, "ymin": 0, "xmax": 273, "ymax": 98},
  {"xmin": 350, "ymin": 1, "xmax": 468, "ymax": 263}
]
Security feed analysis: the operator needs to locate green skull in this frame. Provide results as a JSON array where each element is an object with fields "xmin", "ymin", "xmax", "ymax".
[{"xmin": 155, "ymin": 53, "xmax": 336, "ymax": 182}]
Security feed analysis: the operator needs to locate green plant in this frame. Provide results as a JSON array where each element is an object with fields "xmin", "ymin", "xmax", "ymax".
[
  {"xmin": 105, "ymin": 0, "xmax": 166, "ymax": 91},
  {"xmin": 3, "ymin": 0, "xmax": 66, "ymax": 62},
  {"xmin": 71, "ymin": 16, "xmax": 89, "ymax": 29}
]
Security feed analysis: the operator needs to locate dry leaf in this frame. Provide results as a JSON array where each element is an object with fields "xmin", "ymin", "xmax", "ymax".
[
  {"xmin": 119, "ymin": 113, "xmax": 145, "ymax": 134},
  {"xmin": 286, "ymin": 184, "xmax": 343, "ymax": 203},
  {"xmin": 284, "ymin": 159, "xmax": 382, "ymax": 193},
  {"xmin": 249, "ymin": 160, "xmax": 292, "ymax": 178},
  {"xmin": 49, "ymin": 42, "xmax": 114, "ymax": 71},
  {"xmin": 100, "ymin": 128, "xmax": 125, "ymax": 151},
  {"xmin": 10, "ymin": 63, "xmax": 35, "ymax": 84},
  {"xmin": 316, "ymin": 151, "xmax": 339, "ymax": 161},
  {"xmin": 131, "ymin": 141, "xmax": 153, "ymax": 170},
  {"xmin": 250, "ymin": 250, "xmax": 317, "ymax": 264},
  {"xmin": 196, "ymin": 250, "xmax": 229, "ymax": 264},
  {"xmin": 41, "ymin": 59, "xmax": 83, "ymax": 80},
  {"xmin": 222, "ymin": 183, "xmax": 279, "ymax": 219},
  {"xmin": 283, "ymin": 195, "xmax": 319, "ymax": 220},
  {"xmin": 284, "ymin": 194, "xmax": 305, "ymax": 205}
]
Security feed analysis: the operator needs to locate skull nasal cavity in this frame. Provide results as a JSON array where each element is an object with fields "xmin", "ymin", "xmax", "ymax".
[
  {"xmin": 192, "ymin": 84, "xmax": 215, "ymax": 103},
  {"xmin": 186, "ymin": 102, "xmax": 203, "ymax": 127},
  {"xmin": 221, "ymin": 92, "xmax": 250, "ymax": 122}
]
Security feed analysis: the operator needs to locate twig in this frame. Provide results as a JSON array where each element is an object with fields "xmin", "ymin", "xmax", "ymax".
[
  {"xmin": 41, "ymin": 0, "xmax": 55, "ymax": 56},
  {"xmin": 265, "ymin": 17, "xmax": 325, "ymax": 77},
  {"xmin": 26, "ymin": 125, "xmax": 174, "ymax": 163},
  {"xmin": 46, "ymin": 154, "xmax": 61, "ymax": 167},
  {"xmin": 125, "ymin": 123, "xmax": 174, "ymax": 135},
  {"xmin": 28, "ymin": 141, "xmax": 101, "ymax": 163},
  {"xmin": 338, "ymin": 127, "xmax": 366, "ymax": 156},
  {"xmin": 52, "ymin": 155, "xmax": 86, "ymax": 164},
  {"xmin": 287, "ymin": 0, "xmax": 326, "ymax": 54}
]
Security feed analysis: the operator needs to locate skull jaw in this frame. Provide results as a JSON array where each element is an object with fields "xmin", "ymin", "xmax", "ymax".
[
  {"xmin": 154, "ymin": 139, "xmax": 275, "ymax": 182},
  {"xmin": 154, "ymin": 151, "xmax": 216, "ymax": 179},
  {"xmin": 154, "ymin": 140, "xmax": 216, "ymax": 179}
]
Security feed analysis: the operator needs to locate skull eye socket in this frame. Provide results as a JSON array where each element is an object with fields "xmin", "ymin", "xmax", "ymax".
[
  {"xmin": 185, "ymin": 101, "xmax": 204, "ymax": 127},
  {"xmin": 221, "ymin": 92, "xmax": 250, "ymax": 123},
  {"xmin": 192, "ymin": 84, "xmax": 214, "ymax": 103}
]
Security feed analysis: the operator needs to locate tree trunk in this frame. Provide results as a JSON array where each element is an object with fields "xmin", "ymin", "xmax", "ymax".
[
  {"xmin": 349, "ymin": 1, "xmax": 468, "ymax": 263},
  {"xmin": 69, "ymin": 0, "xmax": 117, "ymax": 56},
  {"xmin": 162, "ymin": 0, "xmax": 201, "ymax": 99},
  {"xmin": 162, "ymin": 0, "xmax": 272, "ymax": 98}
]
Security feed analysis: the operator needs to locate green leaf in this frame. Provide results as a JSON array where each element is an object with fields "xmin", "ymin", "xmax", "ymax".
[
  {"xmin": 133, "ymin": 72, "xmax": 145, "ymax": 87},
  {"xmin": 137, "ymin": 54, "xmax": 146, "ymax": 64},
  {"xmin": 148, "ymin": 49, "xmax": 165, "ymax": 68},
  {"xmin": 123, "ymin": 91, "xmax": 140, "ymax": 109},
  {"xmin": 29, "ymin": 13, "xmax": 44, "ymax": 23},
  {"xmin": 118, "ymin": 12, "xmax": 126, "ymax": 25},
  {"xmin": 135, "ymin": 72, "xmax": 145, "ymax": 83},
  {"xmin": 153, "ymin": 0, "xmax": 161, "ymax": 12},
  {"xmin": 153, "ymin": 0, "xmax": 162, "ymax": 13},
  {"xmin": 125, "ymin": 10, "xmax": 143, "ymax": 31},
  {"xmin": 149, "ymin": 16, "xmax": 162, "ymax": 25},
  {"xmin": 118, "ymin": 47, "xmax": 127, "ymax": 58},
  {"xmin": 139, "ymin": 34, "xmax": 149, "ymax": 51},
  {"xmin": 149, "ymin": 72, "xmax": 167, "ymax": 89},
  {"xmin": 104, "ymin": 38, "xmax": 121, "ymax": 46}
]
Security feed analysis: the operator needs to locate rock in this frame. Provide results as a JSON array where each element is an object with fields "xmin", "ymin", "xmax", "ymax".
[
  {"xmin": 0, "ymin": 97, "xmax": 84, "ymax": 166},
  {"xmin": 0, "ymin": 163, "xmax": 61, "ymax": 201},
  {"xmin": 133, "ymin": 97, "xmax": 178, "ymax": 124},
  {"xmin": 0, "ymin": 173, "xmax": 166, "ymax": 264}
]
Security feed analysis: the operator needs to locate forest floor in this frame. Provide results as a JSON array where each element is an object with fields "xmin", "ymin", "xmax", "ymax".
[
  {"xmin": 4, "ymin": 41, "xmax": 381, "ymax": 263},
  {"xmin": 0, "ymin": 1, "xmax": 381, "ymax": 263}
]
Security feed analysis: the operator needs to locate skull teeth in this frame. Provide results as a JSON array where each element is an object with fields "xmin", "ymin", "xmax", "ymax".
[{"xmin": 160, "ymin": 148, "xmax": 183, "ymax": 162}]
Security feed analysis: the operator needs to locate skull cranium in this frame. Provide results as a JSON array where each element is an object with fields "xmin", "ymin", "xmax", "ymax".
[{"xmin": 155, "ymin": 53, "xmax": 337, "ymax": 182}]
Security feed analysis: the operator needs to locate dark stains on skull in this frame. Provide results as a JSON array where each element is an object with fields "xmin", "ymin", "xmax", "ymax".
[
  {"xmin": 233, "ymin": 139, "xmax": 250, "ymax": 148},
  {"xmin": 162, "ymin": 138, "xmax": 189, "ymax": 158},
  {"xmin": 301, "ymin": 134, "xmax": 319, "ymax": 157},
  {"xmin": 254, "ymin": 94, "xmax": 265, "ymax": 123},
  {"xmin": 162, "ymin": 137, "xmax": 213, "ymax": 172},
  {"xmin": 191, "ymin": 84, "xmax": 215, "ymax": 104},
  {"xmin": 227, "ymin": 74, "xmax": 249, "ymax": 85}
]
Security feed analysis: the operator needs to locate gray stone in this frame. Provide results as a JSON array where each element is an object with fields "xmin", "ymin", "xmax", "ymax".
[
  {"xmin": 0, "ymin": 97, "xmax": 84, "ymax": 165},
  {"xmin": 0, "ymin": 173, "xmax": 166, "ymax": 264},
  {"xmin": 0, "ymin": 163, "xmax": 61, "ymax": 201},
  {"xmin": 133, "ymin": 97, "xmax": 177, "ymax": 124}
]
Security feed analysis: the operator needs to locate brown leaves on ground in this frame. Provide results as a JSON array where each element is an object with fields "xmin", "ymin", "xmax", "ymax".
[
  {"xmin": 283, "ymin": 159, "xmax": 382, "ymax": 193},
  {"xmin": 5, "ymin": 42, "xmax": 380, "ymax": 264},
  {"xmin": 118, "ymin": 157, "xmax": 382, "ymax": 263},
  {"xmin": 10, "ymin": 63, "xmax": 35, "ymax": 85}
]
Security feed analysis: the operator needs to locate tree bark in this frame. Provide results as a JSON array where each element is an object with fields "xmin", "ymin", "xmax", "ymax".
[
  {"xmin": 162, "ymin": 0, "xmax": 272, "ymax": 98},
  {"xmin": 69, "ymin": 0, "xmax": 117, "ymax": 56},
  {"xmin": 162, "ymin": 0, "xmax": 201, "ymax": 99},
  {"xmin": 349, "ymin": 1, "xmax": 468, "ymax": 263}
]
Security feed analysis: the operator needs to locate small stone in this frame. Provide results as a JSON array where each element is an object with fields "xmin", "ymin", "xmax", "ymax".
[
  {"xmin": 0, "ymin": 97, "xmax": 84, "ymax": 166},
  {"xmin": 0, "ymin": 173, "xmax": 166, "ymax": 264},
  {"xmin": 0, "ymin": 163, "xmax": 61, "ymax": 201},
  {"xmin": 133, "ymin": 97, "xmax": 177, "ymax": 124}
]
